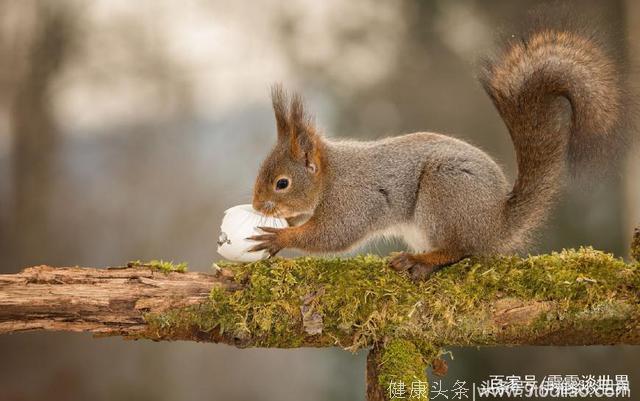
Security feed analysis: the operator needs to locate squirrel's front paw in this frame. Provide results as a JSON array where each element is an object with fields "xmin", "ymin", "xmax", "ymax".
[
  {"xmin": 389, "ymin": 252, "xmax": 439, "ymax": 281},
  {"xmin": 247, "ymin": 227, "xmax": 288, "ymax": 257}
]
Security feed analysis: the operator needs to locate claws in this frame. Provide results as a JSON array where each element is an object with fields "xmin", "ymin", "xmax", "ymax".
[
  {"xmin": 256, "ymin": 226, "xmax": 280, "ymax": 233},
  {"xmin": 246, "ymin": 227, "xmax": 285, "ymax": 256},
  {"xmin": 246, "ymin": 234, "xmax": 275, "ymax": 242},
  {"xmin": 388, "ymin": 252, "xmax": 439, "ymax": 282},
  {"xmin": 389, "ymin": 252, "xmax": 414, "ymax": 272}
]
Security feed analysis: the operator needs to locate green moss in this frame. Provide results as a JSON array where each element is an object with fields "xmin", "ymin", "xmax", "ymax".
[
  {"xmin": 143, "ymin": 247, "xmax": 638, "ymax": 349},
  {"xmin": 414, "ymin": 248, "xmax": 637, "ymax": 345},
  {"xmin": 244, "ymin": 254, "xmax": 418, "ymax": 348},
  {"xmin": 377, "ymin": 339, "xmax": 431, "ymax": 400},
  {"xmin": 145, "ymin": 255, "xmax": 419, "ymax": 348},
  {"xmin": 129, "ymin": 259, "xmax": 188, "ymax": 273},
  {"xmin": 137, "ymin": 247, "xmax": 638, "ymax": 401},
  {"xmin": 520, "ymin": 296, "xmax": 640, "ymax": 346}
]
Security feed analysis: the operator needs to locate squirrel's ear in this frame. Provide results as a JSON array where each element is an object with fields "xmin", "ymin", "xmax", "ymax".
[
  {"xmin": 289, "ymin": 93, "xmax": 321, "ymax": 173},
  {"xmin": 271, "ymin": 84, "xmax": 289, "ymax": 140}
]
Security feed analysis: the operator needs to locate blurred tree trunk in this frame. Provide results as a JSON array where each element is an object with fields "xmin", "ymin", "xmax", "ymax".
[{"xmin": 3, "ymin": 1, "xmax": 76, "ymax": 270}]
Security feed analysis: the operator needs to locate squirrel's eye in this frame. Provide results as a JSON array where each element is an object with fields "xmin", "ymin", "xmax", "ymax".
[{"xmin": 275, "ymin": 178, "xmax": 289, "ymax": 191}]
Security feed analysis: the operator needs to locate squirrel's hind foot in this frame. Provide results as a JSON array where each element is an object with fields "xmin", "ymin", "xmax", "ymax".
[
  {"xmin": 389, "ymin": 252, "xmax": 441, "ymax": 281},
  {"xmin": 389, "ymin": 250, "xmax": 464, "ymax": 281}
]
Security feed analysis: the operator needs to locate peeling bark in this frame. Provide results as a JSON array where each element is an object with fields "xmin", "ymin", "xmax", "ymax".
[
  {"xmin": 1, "ymin": 252, "xmax": 637, "ymax": 346},
  {"xmin": 0, "ymin": 247, "xmax": 638, "ymax": 401},
  {"xmin": 0, "ymin": 265, "xmax": 231, "ymax": 335}
]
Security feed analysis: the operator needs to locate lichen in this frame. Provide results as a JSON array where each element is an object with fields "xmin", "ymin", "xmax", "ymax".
[{"xmin": 128, "ymin": 259, "xmax": 188, "ymax": 273}]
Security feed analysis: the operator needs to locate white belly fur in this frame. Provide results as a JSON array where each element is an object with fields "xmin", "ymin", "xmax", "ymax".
[{"xmin": 375, "ymin": 223, "xmax": 431, "ymax": 252}]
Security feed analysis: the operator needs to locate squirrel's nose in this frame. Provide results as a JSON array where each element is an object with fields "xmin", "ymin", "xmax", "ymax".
[
  {"xmin": 253, "ymin": 200, "xmax": 275, "ymax": 213},
  {"xmin": 252, "ymin": 199, "xmax": 262, "ymax": 211}
]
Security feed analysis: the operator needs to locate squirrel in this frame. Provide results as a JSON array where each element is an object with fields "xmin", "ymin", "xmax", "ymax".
[{"xmin": 247, "ymin": 29, "xmax": 626, "ymax": 280}]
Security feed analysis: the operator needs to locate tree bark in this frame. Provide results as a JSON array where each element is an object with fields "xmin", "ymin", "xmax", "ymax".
[
  {"xmin": 366, "ymin": 346, "xmax": 387, "ymax": 401},
  {"xmin": 0, "ymin": 264, "xmax": 233, "ymax": 335},
  {"xmin": 1, "ymin": 248, "xmax": 639, "ymax": 400}
]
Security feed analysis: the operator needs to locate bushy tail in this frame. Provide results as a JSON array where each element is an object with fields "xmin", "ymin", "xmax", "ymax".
[{"xmin": 479, "ymin": 30, "xmax": 624, "ymax": 249}]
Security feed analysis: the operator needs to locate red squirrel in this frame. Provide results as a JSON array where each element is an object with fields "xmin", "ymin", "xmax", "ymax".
[{"xmin": 247, "ymin": 29, "xmax": 626, "ymax": 280}]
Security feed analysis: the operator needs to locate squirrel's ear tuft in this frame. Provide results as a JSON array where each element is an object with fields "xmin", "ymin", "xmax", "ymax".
[
  {"xmin": 271, "ymin": 84, "xmax": 322, "ymax": 171},
  {"xmin": 271, "ymin": 84, "xmax": 289, "ymax": 140},
  {"xmin": 289, "ymin": 92, "xmax": 321, "ymax": 170}
]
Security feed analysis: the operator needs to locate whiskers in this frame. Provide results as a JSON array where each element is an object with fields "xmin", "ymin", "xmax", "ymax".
[
  {"xmin": 272, "ymin": 207, "xmax": 286, "ymax": 228},
  {"xmin": 251, "ymin": 202, "xmax": 288, "ymax": 233}
]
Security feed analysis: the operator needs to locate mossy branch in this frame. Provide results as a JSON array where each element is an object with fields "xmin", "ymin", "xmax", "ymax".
[{"xmin": 1, "ymin": 247, "xmax": 639, "ymax": 400}]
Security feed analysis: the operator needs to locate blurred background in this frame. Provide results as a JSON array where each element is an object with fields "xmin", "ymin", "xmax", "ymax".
[{"xmin": 0, "ymin": 0, "xmax": 638, "ymax": 400}]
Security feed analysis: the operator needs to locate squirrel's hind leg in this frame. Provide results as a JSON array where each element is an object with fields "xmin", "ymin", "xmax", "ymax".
[{"xmin": 389, "ymin": 249, "xmax": 466, "ymax": 281}]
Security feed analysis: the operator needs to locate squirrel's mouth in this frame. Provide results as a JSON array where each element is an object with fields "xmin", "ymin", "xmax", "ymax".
[
  {"xmin": 253, "ymin": 200, "xmax": 292, "ymax": 218},
  {"xmin": 263, "ymin": 207, "xmax": 294, "ymax": 219}
]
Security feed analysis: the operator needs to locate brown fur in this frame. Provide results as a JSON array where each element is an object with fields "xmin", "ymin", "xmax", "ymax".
[
  {"xmin": 479, "ymin": 30, "xmax": 624, "ymax": 249},
  {"xmin": 252, "ymin": 85, "xmax": 325, "ymax": 218},
  {"xmin": 249, "ymin": 29, "xmax": 627, "ymax": 280},
  {"xmin": 389, "ymin": 249, "xmax": 467, "ymax": 281}
]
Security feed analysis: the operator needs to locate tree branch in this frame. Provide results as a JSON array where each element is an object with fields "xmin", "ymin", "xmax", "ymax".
[{"xmin": 1, "ymin": 247, "xmax": 638, "ymax": 400}]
